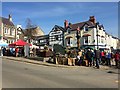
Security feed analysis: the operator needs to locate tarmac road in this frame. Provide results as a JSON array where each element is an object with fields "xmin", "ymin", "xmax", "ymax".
[{"xmin": 2, "ymin": 58, "xmax": 118, "ymax": 88}]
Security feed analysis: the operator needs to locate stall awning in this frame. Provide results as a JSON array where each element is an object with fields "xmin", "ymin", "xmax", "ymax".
[
  {"xmin": 0, "ymin": 40, "xmax": 8, "ymax": 46},
  {"xmin": 83, "ymin": 34, "xmax": 91, "ymax": 37},
  {"xmin": 66, "ymin": 36, "xmax": 73, "ymax": 39},
  {"xmin": 9, "ymin": 39, "xmax": 31, "ymax": 46},
  {"xmin": 101, "ymin": 35, "xmax": 105, "ymax": 38}
]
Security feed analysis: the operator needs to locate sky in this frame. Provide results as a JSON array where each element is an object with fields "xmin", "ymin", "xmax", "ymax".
[{"xmin": 2, "ymin": 2, "xmax": 118, "ymax": 37}]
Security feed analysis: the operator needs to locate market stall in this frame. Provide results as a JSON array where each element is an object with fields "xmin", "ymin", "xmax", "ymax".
[
  {"xmin": 0, "ymin": 40, "xmax": 8, "ymax": 56},
  {"xmin": 9, "ymin": 39, "xmax": 31, "ymax": 57}
]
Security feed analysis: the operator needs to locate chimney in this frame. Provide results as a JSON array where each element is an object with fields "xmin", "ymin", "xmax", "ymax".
[
  {"xmin": 64, "ymin": 20, "xmax": 68, "ymax": 29},
  {"xmin": 89, "ymin": 16, "xmax": 96, "ymax": 24},
  {"xmin": 8, "ymin": 14, "xmax": 12, "ymax": 22}
]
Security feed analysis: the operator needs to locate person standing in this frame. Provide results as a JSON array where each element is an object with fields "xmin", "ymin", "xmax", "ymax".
[
  {"xmin": 30, "ymin": 48, "xmax": 33, "ymax": 57},
  {"xmin": 2, "ymin": 47, "xmax": 6, "ymax": 56},
  {"xmin": 114, "ymin": 51, "xmax": 120, "ymax": 68},
  {"xmin": 111, "ymin": 52, "xmax": 115, "ymax": 65},
  {"xmin": 70, "ymin": 50, "xmax": 76, "ymax": 66},
  {"xmin": 86, "ymin": 49, "xmax": 92, "ymax": 67},
  {"xmin": 94, "ymin": 49, "xmax": 100, "ymax": 69},
  {"xmin": 91, "ymin": 50, "xmax": 95, "ymax": 66},
  {"xmin": 32, "ymin": 48, "xmax": 36, "ymax": 57},
  {"xmin": 106, "ymin": 51, "xmax": 111, "ymax": 66},
  {"xmin": 15, "ymin": 47, "xmax": 19, "ymax": 57},
  {"xmin": 77, "ymin": 49, "xmax": 83, "ymax": 66},
  {"xmin": 101, "ymin": 51, "xmax": 105, "ymax": 65}
]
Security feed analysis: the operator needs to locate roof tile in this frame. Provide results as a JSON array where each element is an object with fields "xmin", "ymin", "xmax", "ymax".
[
  {"xmin": 1, "ymin": 17, "xmax": 14, "ymax": 26},
  {"xmin": 69, "ymin": 21, "xmax": 95, "ymax": 31}
]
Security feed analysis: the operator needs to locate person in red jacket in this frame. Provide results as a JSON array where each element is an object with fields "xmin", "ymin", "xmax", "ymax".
[
  {"xmin": 15, "ymin": 47, "xmax": 19, "ymax": 57},
  {"xmin": 114, "ymin": 51, "xmax": 120, "ymax": 68},
  {"xmin": 101, "ymin": 51, "xmax": 105, "ymax": 65}
]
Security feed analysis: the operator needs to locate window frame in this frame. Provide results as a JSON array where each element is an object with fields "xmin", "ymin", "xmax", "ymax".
[
  {"xmin": 84, "ymin": 26, "xmax": 89, "ymax": 32},
  {"xmin": 84, "ymin": 36, "xmax": 88, "ymax": 44}
]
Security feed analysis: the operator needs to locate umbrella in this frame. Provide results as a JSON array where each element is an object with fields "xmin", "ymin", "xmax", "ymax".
[{"xmin": 0, "ymin": 40, "xmax": 8, "ymax": 46}]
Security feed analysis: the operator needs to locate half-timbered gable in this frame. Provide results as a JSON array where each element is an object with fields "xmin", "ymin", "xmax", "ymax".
[{"xmin": 49, "ymin": 25, "xmax": 65, "ymax": 46}]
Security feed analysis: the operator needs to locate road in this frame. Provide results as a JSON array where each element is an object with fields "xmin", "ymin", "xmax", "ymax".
[{"xmin": 2, "ymin": 58, "xmax": 118, "ymax": 88}]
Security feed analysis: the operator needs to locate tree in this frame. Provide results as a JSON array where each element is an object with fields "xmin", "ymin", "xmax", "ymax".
[
  {"xmin": 26, "ymin": 18, "xmax": 37, "ymax": 29},
  {"xmin": 25, "ymin": 18, "xmax": 37, "ymax": 43}
]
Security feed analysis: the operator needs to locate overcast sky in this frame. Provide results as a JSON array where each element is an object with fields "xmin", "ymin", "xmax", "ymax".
[{"xmin": 2, "ymin": 2, "xmax": 118, "ymax": 37}]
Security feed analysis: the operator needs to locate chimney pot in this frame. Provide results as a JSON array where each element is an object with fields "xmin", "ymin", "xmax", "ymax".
[
  {"xmin": 8, "ymin": 14, "xmax": 12, "ymax": 22},
  {"xmin": 64, "ymin": 20, "xmax": 68, "ymax": 29},
  {"xmin": 89, "ymin": 16, "xmax": 96, "ymax": 24}
]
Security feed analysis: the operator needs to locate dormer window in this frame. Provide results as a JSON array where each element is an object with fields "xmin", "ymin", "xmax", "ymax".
[
  {"xmin": 84, "ymin": 26, "xmax": 88, "ymax": 31},
  {"xmin": 4, "ymin": 27, "xmax": 8, "ymax": 34}
]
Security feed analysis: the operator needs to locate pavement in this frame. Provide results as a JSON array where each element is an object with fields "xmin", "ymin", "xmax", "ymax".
[
  {"xmin": 1, "ymin": 56, "xmax": 119, "ymax": 88},
  {"xmin": 3, "ymin": 59, "xmax": 118, "ymax": 88},
  {"xmin": 2, "ymin": 56, "xmax": 76, "ymax": 68},
  {"xmin": 2, "ymin": 56, "xmax": 119, "ymax": 73}
]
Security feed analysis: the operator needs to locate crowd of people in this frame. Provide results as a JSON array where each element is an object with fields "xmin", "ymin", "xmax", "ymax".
[
  {"xmin": 66, "ymin": 48, "xmax": 120, "ymax": 69},
  {"xmin": 2, "ymin": 47, "xmax": 24, "ymax": 57},
  {"xmin": 1, "ymin": 46, "xmax": 120, "ymax": 69},
  {"xmin": 2, "ymin": 47, "xmax": 37, "ymax": 57}
]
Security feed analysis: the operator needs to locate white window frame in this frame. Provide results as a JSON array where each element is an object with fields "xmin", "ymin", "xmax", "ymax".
[
  {"xmin": 11, "ymin": 28, "xmax": 15, "ymax": 36},
  {"xmin": 101, "ymin": 38, "xmax": 104, "ymax": 43},
  {"xmin": 84, "ymin": 37, "xmax": 88, "ymax": 44},
  {"xmin": 99, "ymin": 37, "xmax": 100, "ymax": 43},
  {"xmin": 66, "ymin": 38, "xmax": 71, "ymax": 46},
  {"xmin": 84, "ymin": 26, "xmax": 89, "ymax": 32},
  {"xmin": 4, "ymin": 27, "xmax": 8, "ymax": 34}
]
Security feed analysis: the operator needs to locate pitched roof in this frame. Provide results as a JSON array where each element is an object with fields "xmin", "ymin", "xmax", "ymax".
[
  {"xmin": 54, "ymin": 25, "xmax": 65, "ymax": 31},
  {"xmin": 49, "ymin": 25, "xmax": 65, "ymax": 34},
  {"xmin": 0, "ymin": 17, "xmax": 14, "ymax": 26},
  {"xmin": 23, "ymin": 26, "xmax": 45, "ymax": 37},
  {"xmin": 68, "ymin": 21, "xmax": 95, "ymax": 31},
  {"xmin": 112, "ymin": 36, "xmax": 118, "ymax": 39}
]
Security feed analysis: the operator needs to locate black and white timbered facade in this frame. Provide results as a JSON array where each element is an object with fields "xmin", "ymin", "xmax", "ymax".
[
  {"xmin": 33, "ymin": 35, "xmax": 49, "ymax": 46},
  {"xmin": 49, "ymin": 25, "xmax": 65, "ymax": 46}
]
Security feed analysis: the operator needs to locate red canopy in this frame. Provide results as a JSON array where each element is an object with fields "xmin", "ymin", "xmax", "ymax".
[{"xmin": 9, "ymin": 39, "xmax": 31, "ymax": 46}]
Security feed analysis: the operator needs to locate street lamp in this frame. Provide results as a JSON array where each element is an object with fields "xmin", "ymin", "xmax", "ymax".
[
  {"xmin": 96, "ymin": 22, "xmax": 99, "ymax": 50},
  {"xmin": 76, "ymin": 26, "xmax": 80, "ymax": 50},
  {"xmin": 62, "ymin": 29, "xmax": 65, "ymax": 47},
  {"xmin": 0, "ymin": 35, "xmax": 2, "ymax": 40}
]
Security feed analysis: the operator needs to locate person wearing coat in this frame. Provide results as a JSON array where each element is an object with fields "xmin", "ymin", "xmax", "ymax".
[
  {"xmin": 77, "ymin": 49, "xmax": 83, "ymax": 66},
  {"xmin": 94, "ymin": 49, "xmax": 100, "ymax": 69},
  {"xmin": 15, "ymin": 47, "xmax": 19, "ymax": 57},
  {"xmin": 114, "ymin": 51, "xmax": 120, "ymax": 68},
  {"xmin": 86, "ymin": 49, "xmax": 92, "ymax": 67},
  {"xmin": 106, "ymin": 51, "xmax": 111, "ymax": 66},
  {"xmin": 101, "ymin": 51, "xmax": 105, "ymax": 65}
]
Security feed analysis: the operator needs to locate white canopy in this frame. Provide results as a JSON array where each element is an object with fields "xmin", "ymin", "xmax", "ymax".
[
  {"xmin": 30, "ymin": 44, "xmax": 39, "ymax": 49},
  {"xmin": 0, "ymin": 40, "xmax": 8, "ymax": 47}
]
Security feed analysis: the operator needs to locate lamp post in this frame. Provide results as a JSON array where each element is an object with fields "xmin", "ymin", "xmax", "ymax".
[
  {"xmin": 76, "ymin": 26, "xmax": 80, "ymax": 50},
  {"xmin": 96, "ymin": 22, "xmax": 99, "ymax": 50},
  {"xmin": 0, "ymin": 35, "xmax": 2, "ymax": 40},
  {"xmin": 62, "ymin": 29, "xmax": 65, "ymax": 47}
]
